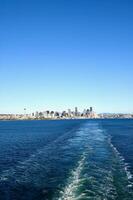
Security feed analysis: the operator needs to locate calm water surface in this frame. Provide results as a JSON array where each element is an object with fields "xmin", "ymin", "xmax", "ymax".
[{"xmin": 0, "ymin": 119, "xmax": 133, "ymax": 200}]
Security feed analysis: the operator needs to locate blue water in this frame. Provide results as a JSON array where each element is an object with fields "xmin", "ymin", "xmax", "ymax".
[{"xmin": 0, "ymin": 119, "xmax": 133, "ymax": 200}]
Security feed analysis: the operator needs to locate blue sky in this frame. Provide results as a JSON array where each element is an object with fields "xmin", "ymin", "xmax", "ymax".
[{"xmin": 0, "ymin": 0, "xmax": 133, "ymax": 113}]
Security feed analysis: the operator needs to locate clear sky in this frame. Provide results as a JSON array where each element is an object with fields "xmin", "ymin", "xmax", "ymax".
[{"xmin": 0, "ymin": 0, "xmax": 133, "ymax": 114}]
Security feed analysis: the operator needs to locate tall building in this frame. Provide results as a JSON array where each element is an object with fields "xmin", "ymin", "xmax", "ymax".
[
  {"xmin": 86, "ymin": 109, "xmax": 90, "ymax": 115},
  {"xmin": 75, "ymin": 107, "xmax": 78, "ymax": 117},
  {"xmin": 83, "ymin": 109, "xmax": 87, "ymax": 116},
  {"xmin": 50, "ymin": 111, "xmax": 54, "ymax": 118},
  {"xmin": 68, "ymin": 109, "xmax": 71, "ymax": 117},
  {"xmin": 35, "ymin": 111, "xmax": 39, "ymax": 118},
  {"xmin": 24, "ymin": 108, "xmax": 26, "ymax": 117},
  {"xmin": 90, "ymin": 107, "xmax": 93, "ymax": 112}
]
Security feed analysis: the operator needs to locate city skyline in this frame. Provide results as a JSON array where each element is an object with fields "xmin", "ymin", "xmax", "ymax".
[
  {"xmin": 1, "ymin": 105, "xmax": 133, "ymax": 120},
  {"xmin": 0, "ymin": 105, "xmax": 132, "ymax": 115},
  {"xmin": 1, "ymin": 0, "xmax": 133, "ymax": 114}
]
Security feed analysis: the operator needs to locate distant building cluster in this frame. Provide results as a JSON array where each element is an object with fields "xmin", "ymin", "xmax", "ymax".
[
  {"xmin": 0, "ymin": 108, "xmax": 133, "ymax": 120},
  {"xmin": 32, "ymin": 107, "xmax": 97, "ymax": 119},
  {"xmin": 98, "ymin": 113, "xmax": 133, "ymax": 119},
  {"xmin": 0, "ymin": 107, "xmax": 98, "ymax": 120}
]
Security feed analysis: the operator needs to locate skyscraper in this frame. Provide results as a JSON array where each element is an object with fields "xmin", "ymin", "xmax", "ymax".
[
  {"xmin": 68, "ymin": 109, "xmax": 71, "ymax": 117},
  {"xmin": 90, "ymin": 107, "xmax": 93, "ymax": 112},
  {"xmin": 75, "ymin": 107, "xmax": 78, "ymax": 117}
]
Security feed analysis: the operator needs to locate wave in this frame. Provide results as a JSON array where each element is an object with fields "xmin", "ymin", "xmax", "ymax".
[
  {"xmin": 1, "ymin": 121, "xmax": 133, "ymax": 200},
  {"xmin": 108, "ymin": 136, "xmax": 133, "ymax": 188},
  {"xmin": 0, "ymin": 126, "xmax": 78, "ymax": 183},
  {"xmin": 56, "ymin": 123, "xmax": 118, "ymax": 200},
  {"xmin": 58, "ymin": 153, "xmax": 86, "ymax": 200}
]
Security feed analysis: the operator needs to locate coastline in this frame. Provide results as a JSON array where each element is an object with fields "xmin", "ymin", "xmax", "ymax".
[{"xmin": 0, "ymin": 118, "xmax": 133, "ymax": 121}]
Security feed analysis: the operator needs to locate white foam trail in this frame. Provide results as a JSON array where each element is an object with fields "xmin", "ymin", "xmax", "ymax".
[
  {"xmin": 108, "ymin": 137, "xmax": 133, "ymax": 187},
  {"xmin": 58, "ymin": 154, "xmax": 86, "ymax": 200}
]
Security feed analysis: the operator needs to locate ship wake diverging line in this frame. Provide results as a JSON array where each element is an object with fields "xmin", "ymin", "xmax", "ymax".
[{"xmin": 58, "ymin": 153, "xmax": 86, "ymax": 200}]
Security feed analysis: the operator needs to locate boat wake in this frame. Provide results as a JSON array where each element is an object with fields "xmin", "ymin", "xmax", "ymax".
[
  {"xmin": 108, "ymin": 136, "xmax": 133, "ymax": 188},
  {"xmin": 55, "ymin": 123, "xmax": 117, "ymax": 200},
  {"xmin": 56, "ymin": 123, "xmax": 133, "ymax": 200},
  {"xmin": 1, "ymin": 121, "xmax": 133, "ymax": 200},
  {"xmin": 58, "ymin": 153, "xmax": 86, "ymax": 200}
]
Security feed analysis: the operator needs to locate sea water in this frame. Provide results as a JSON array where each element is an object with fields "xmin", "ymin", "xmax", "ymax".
[{"xmin": 0, "ymin": 119, "xmax": 133, "ymax": 200}]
